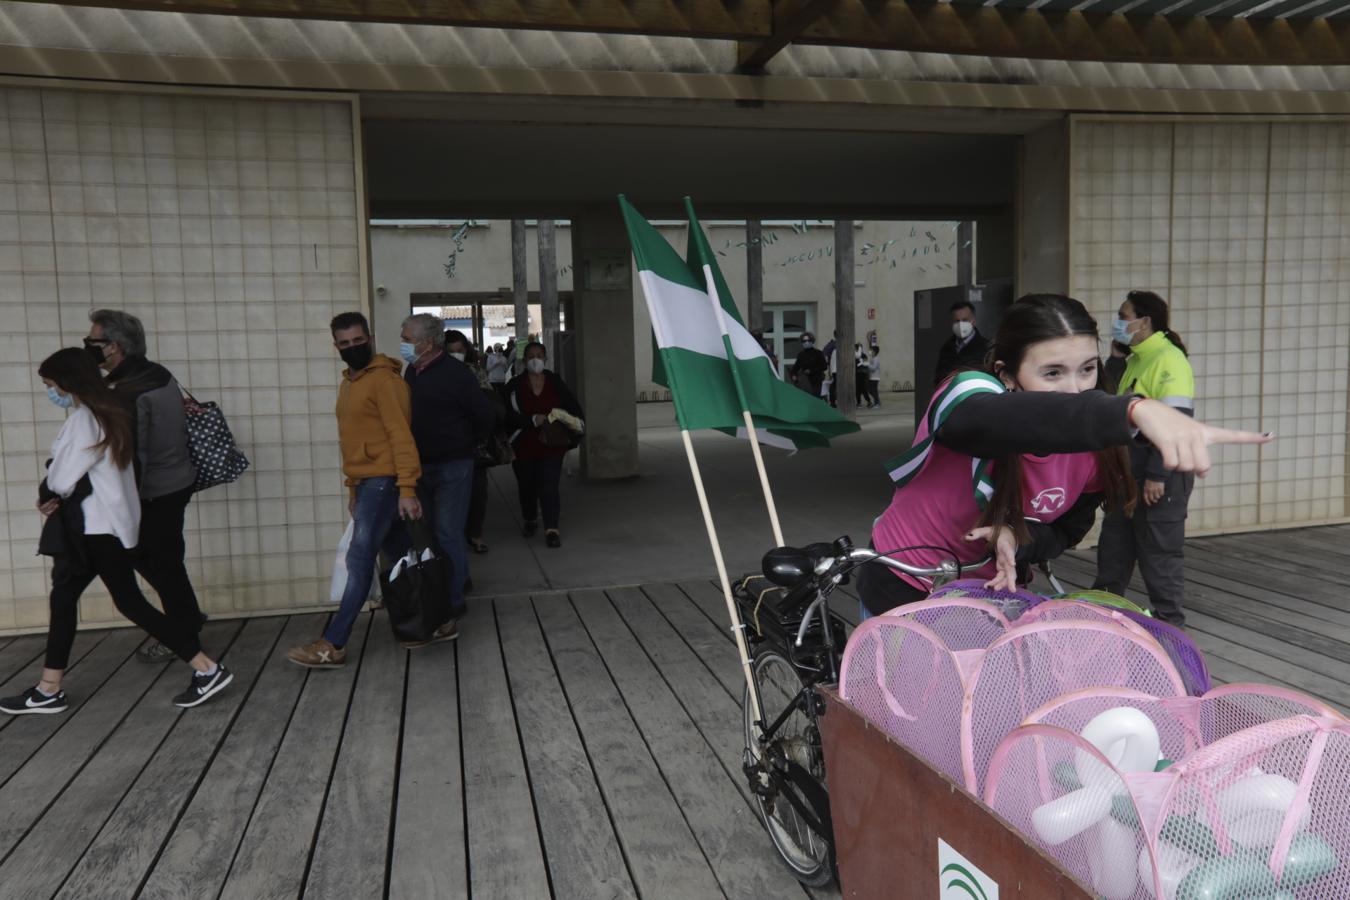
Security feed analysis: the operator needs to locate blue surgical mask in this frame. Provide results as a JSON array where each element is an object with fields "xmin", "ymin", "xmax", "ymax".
[
  {"xmin": 1111, "ymin": 317, "xmax": 1135, "ymax": 345},
  {"xmin": 47, "ymin": 386, "xmax": 73, "ymax": 409},
  {"xmin": 398, "ymin": 342, "xmax": 418, "ymax": 365}
]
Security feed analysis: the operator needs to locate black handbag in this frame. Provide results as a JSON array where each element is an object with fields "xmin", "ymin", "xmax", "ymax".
[
  {"xmin": 379, "ymin": 519, "xmax": 453, "ymax": 642},
  {"xmin": 182, "ymin": 389, "xmax": 250, "ymax": 492}
]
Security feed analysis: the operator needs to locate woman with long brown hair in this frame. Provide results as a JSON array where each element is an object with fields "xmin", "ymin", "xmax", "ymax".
[
  {"xmin": 858, "ymin": 294, "xmax": 1268, "ymax": 618},
  {"xmin": 1, "ymin": 349, "xmax": 231, "ymax": 715}
]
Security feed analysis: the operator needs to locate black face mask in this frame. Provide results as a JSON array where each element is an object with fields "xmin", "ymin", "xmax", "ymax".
[
  {"xmin": 339, "ymin": 343, "xmax": 373, "ymax": 371},
  {"xmin": 85, "ymin": 343, "xmax": 106, "ymax": 365}
]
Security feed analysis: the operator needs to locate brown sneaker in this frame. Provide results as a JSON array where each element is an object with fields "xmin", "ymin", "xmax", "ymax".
[
  {"xmin": 401, "ymin": 620, "xmax": 459, "ymax": 649},
  {"xmin": 287, "ymin": 638, "xmax": 346, "ymax": 668}
]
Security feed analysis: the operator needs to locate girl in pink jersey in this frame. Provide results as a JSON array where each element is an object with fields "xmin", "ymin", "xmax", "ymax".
[{"xmin": 858, "ymin": 294, "xmax": 1269, "ymax": 617}]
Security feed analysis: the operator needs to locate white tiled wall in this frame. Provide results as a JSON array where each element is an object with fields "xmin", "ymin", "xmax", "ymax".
[
  {"xmin": 1071, "ymin": 117, "xmax": 1350, "ymax": 532},
  {"xmin": 0, "ymin": 85, "xmax": 362, "ymax": 633}
]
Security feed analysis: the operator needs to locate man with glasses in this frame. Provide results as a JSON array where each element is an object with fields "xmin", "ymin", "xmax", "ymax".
[{"xmin": 85, "ymin": 309, "xmax": 205, "ymax": 662}]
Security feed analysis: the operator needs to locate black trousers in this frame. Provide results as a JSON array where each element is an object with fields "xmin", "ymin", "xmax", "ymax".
[
  {"xmin": 466, "ymin": 466, "xmax": 488, "ymax": 540},
  {"xmin": 512, "ymin": 456, "xmax": 564, "ymax": 530},
  {"xmin": 1094, "ymin": 472, "xmax": 1194, "ymax": 626},
  {"xmin": 46, "ymin": 534, "xmax": 202, "ymax": 669},
  {"xmin": 136, "ymin": 485, "xmax": 204, "ymax": 637},
  {"xmin": 856, "ymin": 560, "xmax": 927, "ymax": 617}
]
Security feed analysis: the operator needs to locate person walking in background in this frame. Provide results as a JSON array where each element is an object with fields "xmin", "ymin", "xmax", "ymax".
[
  {"xmin": 934, "ymin": 299, "xmax": 988, "ymax": 385},
  {"xmin": 854, "ymin": 343, "xmax": 870, "ymax": 409},
  {"xmin": 2, "ymin": 349, "xmax": 231, "ymax": 714},
  {"xmin": 486, "ymin": 343, "xmax": 510, "ymax": 396},
  {"xmin": 789, "ymin": 332, "xmax": 827, "ymax": 397},
  {"xmin": 1104, "ymin": 339, "xmax": 1130, "ymax": 389},
  {"xmin": 444, "ymin": 329, "xmax": 503, "ymax": 561},
  {"xmin": 1093, "ymin": 291, "xmax": 1197, "ymax": 627},
  {"xmin": 505, "ymin": 342, "xmax": 583, "ymax": 549},
  {"xmin": 867, "ymin": 346, "xmax": 882, "ymax": 408},
  {"xmin": 85, "ymin": 309, "xmax": 206, "ymax": 665},
  {"xmin": 288, "ymin": 312, "xmax": 422, "ymax": 668}
]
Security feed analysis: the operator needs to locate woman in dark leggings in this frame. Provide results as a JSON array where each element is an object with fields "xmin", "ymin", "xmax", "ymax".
[
  {"xmin": 504, "ymin": 342, "xmax": 583, "ymax": 548},
  {"xmin": 0, "ymin": 349, "xmax": 232, "ymax": 715}
]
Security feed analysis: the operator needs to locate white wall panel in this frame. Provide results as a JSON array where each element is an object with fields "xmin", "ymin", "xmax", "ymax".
[{"xmin": 0, "ymin": 85, "xmax": 363, "ymax": 633}]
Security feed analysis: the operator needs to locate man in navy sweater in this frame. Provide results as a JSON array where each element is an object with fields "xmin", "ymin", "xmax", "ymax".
[{"xmin": 399, "ymin": 314, "xmax": 493, "ymax": 621}]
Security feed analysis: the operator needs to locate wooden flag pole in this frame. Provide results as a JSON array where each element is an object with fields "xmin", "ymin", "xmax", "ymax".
[
  {"xmin": 741, "ymin": 410, "xmax": 785, "ymax": 549},
  {"xmin": 679, "ymin": 428, "xmax": 764, "ymax": 731}
]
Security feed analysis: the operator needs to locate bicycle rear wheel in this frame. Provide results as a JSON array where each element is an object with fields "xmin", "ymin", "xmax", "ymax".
[{"xmin": 743, "ymin": 647, "xmax": 834, "ymax": 886}]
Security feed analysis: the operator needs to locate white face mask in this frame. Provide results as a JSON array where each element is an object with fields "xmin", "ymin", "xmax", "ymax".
[
  {"xmin": 450, "ymin": 352, "xmax": 466, "ymax": 362},
  {"xmin": 952, "ymin": 320, "xmax": 974, "ymax": 340},
  {"xmin": 526, "ymin": 358, "xmax": 545, "ymax": 375}
]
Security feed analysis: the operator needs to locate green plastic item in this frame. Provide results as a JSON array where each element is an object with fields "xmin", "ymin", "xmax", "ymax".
[
  {"xmin": 1053, "ymin": 589, "xmax": 1153, "ymax": 617},
  {"xmin": 1159, "ymin": 814, "xmax": 1219, "ymax": 859},
  {"xmin": 1176, "ymin": 848, "xmax": 1277, "ymax": 900},
  {"xmin": 1279, "ymin": 833, "xmax": 1337, "ymax": 888},
  {"xmin": 1155, "ymin": 758, "xmax": 1174, "ymax": 772}
]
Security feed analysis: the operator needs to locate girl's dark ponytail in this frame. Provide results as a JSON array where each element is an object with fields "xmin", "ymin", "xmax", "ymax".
[{"xmin": 1127, "ymin": 290, "xmax": 1187, "ymax": 356}]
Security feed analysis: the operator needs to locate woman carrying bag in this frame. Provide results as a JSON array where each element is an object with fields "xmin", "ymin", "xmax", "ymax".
[
  {"xmin": 504, "ymin": 341, "xmax": 583, "ymax": 548},
  {"xmin": 1, "ymin": 349, "xmax": 231, "ymax": 715}
]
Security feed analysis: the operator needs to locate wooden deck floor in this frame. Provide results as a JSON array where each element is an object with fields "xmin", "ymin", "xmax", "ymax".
[{"xmin": 0, "ymin": 525, "xmax": 1345, "ymax": 899}]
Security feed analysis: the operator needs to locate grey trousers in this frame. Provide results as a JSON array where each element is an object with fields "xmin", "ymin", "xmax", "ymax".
[{"xmin": 1093, "ymin": 472, "xmax": 1194, "ymax": 626}]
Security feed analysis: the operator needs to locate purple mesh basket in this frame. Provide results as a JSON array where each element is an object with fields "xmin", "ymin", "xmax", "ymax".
[
  {"xmin": 1021, "ymin": 599, "xmax": 1212, "ymax": 697},
  {"xmin": 925, "ymin": 578, "xmax": 1048, "ymax": 621}
]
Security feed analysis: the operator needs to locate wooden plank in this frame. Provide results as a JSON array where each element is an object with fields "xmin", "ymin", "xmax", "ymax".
[
  {"xmin": 6, "ymin": 619, "xmax": 273, "ymax": 899},
  {"xmin": 217, "ymin": 615, "xmax": 372, "ymax": 900},
  {"xmin": 1189, "ymin": 534, "xmax": 1350, "ymax": 592},
  {"xmin": 0, "ymin": 629, "xmax": 110, "ymax": 742},
  {"xmin": 576, "ymin": 588, "xmax": 808, "ymax": 900},
  {"xmin": 534, "ymin": 592, "xmax": 725, "ymax": 899},
  {"xmin": 1183, "ymin": 546, "xmax": 1350, "ymax": 626},
  {"xmin": 67, "ymin": 615, "xmax": 312, "ymax": 900},
  {"xmin": 0, "ymin": 634, "xmax": 59, "ymax": 688},
  {"xmin": 0, "ymin": 624, "xmax": 198, "ymax": 848},
  {"xmin": 1200, "ymin": 532, "xmax": 1350, "ymax": 581},
  {"xmin": 388, "ymin": 621, "xmax": 467, "ymax": 900},
  {"xmin": 457, "ymin": 600, "xmax": 551, "ymax": 899},
  {"xmin": 494, "ymin": 595, "xmax": 635, "ymax": 900},
  {"xmin": 303, "ymin": 611, "xmax": 408, "ymax": 900},
  {"xmin": 659, "ymin": 581, "xmax": 745, "ymax": 699},
  {"xmin": 623, "ymin": 586, "xmax": 840, "ymax": 900}
]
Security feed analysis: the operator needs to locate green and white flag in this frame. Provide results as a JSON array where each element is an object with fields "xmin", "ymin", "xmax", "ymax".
[{"xmin": 620, "ymin": 195, "xmax": 859, "ymax": 450}]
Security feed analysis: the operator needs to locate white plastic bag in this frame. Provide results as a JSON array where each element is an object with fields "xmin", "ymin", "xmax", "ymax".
[{"xmin": 328, "ymin": 520, "xmax": 381, "ymax": 604}]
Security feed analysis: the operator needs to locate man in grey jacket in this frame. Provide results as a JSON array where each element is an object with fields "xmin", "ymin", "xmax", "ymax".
[{"xmin": 86, "ymin": 309, "xmax": 204, "ymax": 662}]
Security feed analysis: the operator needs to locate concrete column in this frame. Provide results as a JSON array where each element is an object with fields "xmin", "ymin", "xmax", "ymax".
[
  {"xmin": 571, "ymin": 205, "xmax": 639, "ymax": 479},
  {"xmin": 511, "ymin": 218, "xmax": 528, "ymax": 372},
  {"xmin": 1017, "ymin": 118, "xmax": 1071, "ymax": 295},
  {"xmin": 833, "ymin": 220, "xmax": 856, "ymax": 418},
  {"xmin": 538, "ymin": 218, "xmax": 559, "ymax": 359},
  {"xmin": 957, "ymin": 220, "xmax": 975, "ymax": 285},
  {"xmin": 746, "ymin": 219, "xmax": 764, "ymax": 333}
]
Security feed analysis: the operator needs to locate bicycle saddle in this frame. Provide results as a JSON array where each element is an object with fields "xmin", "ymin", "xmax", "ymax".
[{"xmin": 762, "ymin": 543, "xmax": 835, "ymax": 588}]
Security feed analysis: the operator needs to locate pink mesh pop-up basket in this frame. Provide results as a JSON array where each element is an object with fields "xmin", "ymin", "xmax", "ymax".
[
  {"xmin": 1020, "ymin": 600, "xmax": 1212, "ymax": 697},
  {"xmin": 1021, "ymin": 684, "xmax": 1343, "ymax": 771},
  {"xmin": 882, "ymin": 596, "xmax": 1012, "ymax": 650},
  {"xmin": 985, "ymin": 713, "xmax": 1350, "ymax": 899},
  {"xmin": 839, "ymin": 616, "xmax": 1188, "ymax": 793},
  {"xmin": 962, "ymin": 620, "xmax": 1188, "ymax": 795}
]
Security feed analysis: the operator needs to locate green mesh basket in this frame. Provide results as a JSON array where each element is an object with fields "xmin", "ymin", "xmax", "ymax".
[{"xmin": 1051, "ymin": 589, "xmax": 1153, "ymax": 617}]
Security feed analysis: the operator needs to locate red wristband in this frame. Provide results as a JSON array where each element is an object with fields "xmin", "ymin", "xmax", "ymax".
[{"xmin": 1126, "ymin": 397, "xmax": 1144, "ymax": 426}]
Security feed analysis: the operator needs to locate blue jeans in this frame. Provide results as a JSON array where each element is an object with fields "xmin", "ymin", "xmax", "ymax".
[
  {"xmin": 325, "ymin": 476, "xmax": 404, "ymax": 648},
  {"xmin": 417, "ymin": 459, "xmax": 474, "ymax": 614}
]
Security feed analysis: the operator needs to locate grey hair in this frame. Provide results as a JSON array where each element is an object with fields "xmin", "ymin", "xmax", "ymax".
[
  {"xmin": 89, "ymin": 309, "xmax": 147, "ymax": 358},
  {"xmin": 401, "ymin": 313, "xmax": 445, "ymax": 349}
]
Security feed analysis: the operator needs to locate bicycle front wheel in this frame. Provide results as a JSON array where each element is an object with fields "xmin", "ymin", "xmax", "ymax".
[{"xmin": 742, "ymin": 647, "xmax": 834, "ymax": 886}]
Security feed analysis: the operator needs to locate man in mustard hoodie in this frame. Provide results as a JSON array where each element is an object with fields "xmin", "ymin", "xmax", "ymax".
[{"xmin": 288, "ymin": 312, "xmax": 422, "ymax": 667}]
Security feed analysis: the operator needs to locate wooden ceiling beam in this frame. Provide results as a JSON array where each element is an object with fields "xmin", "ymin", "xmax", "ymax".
[
  {"xmin": 26, "ymin": 0, "xmax": 1350, "ymax": 64},
  {"xmin": 737, "ymin": 0, "xmax": 841, "ymax": 72}
]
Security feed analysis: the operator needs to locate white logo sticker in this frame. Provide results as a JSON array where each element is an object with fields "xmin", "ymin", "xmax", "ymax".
[
  {"xmin": 938, "ymin": 838, "xmax": 998, "ymax": 900},
  {"xmin": 1029, "ymin": 486, "xmax": 1067, "ymax": 514}
]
